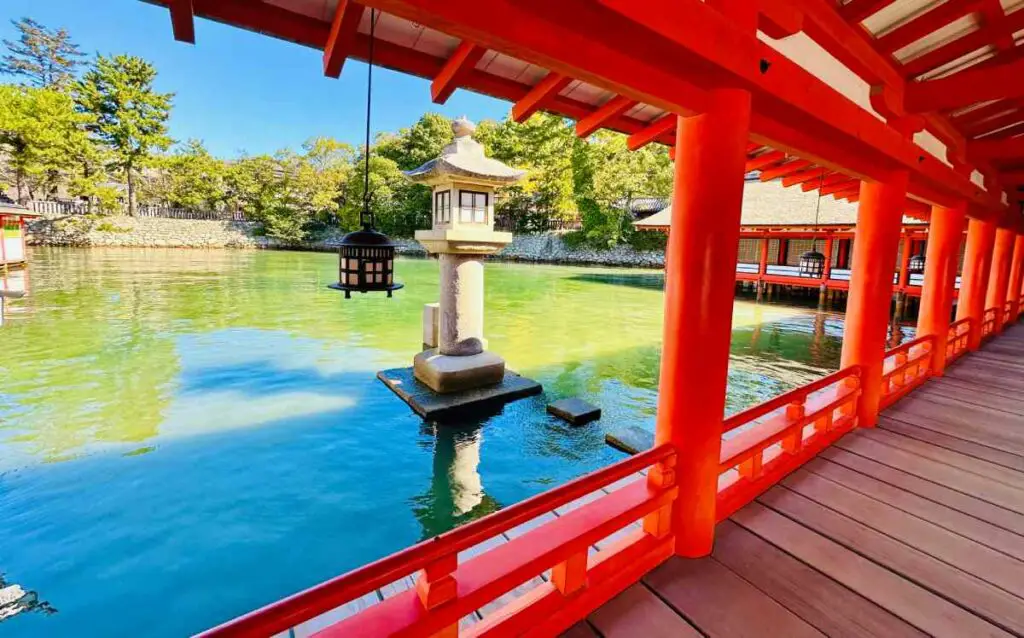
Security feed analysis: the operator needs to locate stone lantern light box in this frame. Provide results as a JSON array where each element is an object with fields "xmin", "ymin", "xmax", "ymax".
[{"xmin": 376, "ymin": 117, "xmax": 542, "ymax": 418}]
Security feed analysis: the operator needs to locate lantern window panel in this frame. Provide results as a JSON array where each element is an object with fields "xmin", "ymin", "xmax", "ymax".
[
  {"xmin": 459, "ymin": 190, "xmax": 488, "ymax": 224},
  {"xmin": 434, "ymin": 190, "xmax": 451, "ymax": 224}
]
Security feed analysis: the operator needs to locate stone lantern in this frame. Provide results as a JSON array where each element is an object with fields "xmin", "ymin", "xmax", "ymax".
[{"xmin": 405, "ymin": 117, "xmax": 526, "ymax": 394}]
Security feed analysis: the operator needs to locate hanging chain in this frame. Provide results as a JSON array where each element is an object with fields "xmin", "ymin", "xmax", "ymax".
[
  {"xmin": 812, "ymin": 171, "xmax": 824, "ymax": 251},
  {"xmin": 361, "ymin": 9, "xmax": 376, "ymax": 230}
]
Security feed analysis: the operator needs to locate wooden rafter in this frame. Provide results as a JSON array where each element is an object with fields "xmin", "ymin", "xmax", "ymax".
[
  {"xmin": 512, "ymin": 72, "xmax": 572, "ymax": 123},
  {"xmin": 876, "ymin": 0, "xmax": 981, "ymax": 55},
  {"xmin": 744, "ymin": 151, "xmax": 786, "ymax": 173},
  {"xmin": 323, "ymin": 0, "xmax": 366, "ymax": 78},
  {"xmin": 169, "ymin": 0, "xmax": 195, "ymax": 43},
  {"xmin": 576, "ymin": 95, "xmax": 635, "ymax": 138},
  {"xmin": 431, "ymin": 40, "xmax": 485, "ymax": 103},
  {"xmin": 839, "ymin": 0, "xmax": 898, "ymax": 24},
  {"xmin": 626, "ymin": 114, "xmax": 675, "ymax": 151},
  {"xmin": 759, "ymin": 160, "xmax": 811, "ymax": 182},
  {"xmin": 905, "ymin": 58, "xmax": 1024, "ymax": 113},
  {"xmin": 802, "ymin": 172, "xmax": 848, "ymax": 192}
]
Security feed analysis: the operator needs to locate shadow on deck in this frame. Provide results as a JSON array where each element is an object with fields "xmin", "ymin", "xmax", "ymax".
[{"xmin": 569, "ymin": 324, "xmax": 1024, "ymax": 638}]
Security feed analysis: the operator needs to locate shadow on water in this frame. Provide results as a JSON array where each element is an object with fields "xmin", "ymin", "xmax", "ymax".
[{"xmin": 567, "ymin": 272, "xmax": 665, "ymax": 291}]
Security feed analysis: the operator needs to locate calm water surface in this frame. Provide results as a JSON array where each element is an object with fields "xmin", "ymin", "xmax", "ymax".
[{"xmin": 1, "ymin": 248, "xmax": 848, "ymax": 636}]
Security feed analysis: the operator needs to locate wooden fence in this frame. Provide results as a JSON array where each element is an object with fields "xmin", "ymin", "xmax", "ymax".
[{"xmin": 26, "ymin": 200, "xmax": 247, "ymax": 222}]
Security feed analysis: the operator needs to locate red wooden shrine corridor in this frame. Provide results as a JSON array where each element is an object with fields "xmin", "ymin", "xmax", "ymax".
[{"xmin": 136, "ymin": 0, "xmax": 1024, "ymax": 635}]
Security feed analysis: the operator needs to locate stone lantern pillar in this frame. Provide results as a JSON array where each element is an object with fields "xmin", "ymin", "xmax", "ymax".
[{"xmin": 404, "ymin": 118, "xmax": 525, "ymax": 393}]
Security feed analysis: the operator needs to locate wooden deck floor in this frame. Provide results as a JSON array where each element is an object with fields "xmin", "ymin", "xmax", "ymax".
[{"xmin": 570, "ymin": 323, "xmax": 1024, "ymax": 638}]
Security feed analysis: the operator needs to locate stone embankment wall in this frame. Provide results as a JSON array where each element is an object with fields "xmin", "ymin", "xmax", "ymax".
[{"xmin": 26, "ymin": 213, "xmax": 665, "ymax": 268}]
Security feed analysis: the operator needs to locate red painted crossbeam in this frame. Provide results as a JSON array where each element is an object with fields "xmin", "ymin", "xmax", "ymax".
[
  {"xmin": 759, "ymin": 159, "xmax": 811, "ymax": 181},
  {"xmin": 876, "ymin": 0, "xmax": 982, "ymax": 54}
]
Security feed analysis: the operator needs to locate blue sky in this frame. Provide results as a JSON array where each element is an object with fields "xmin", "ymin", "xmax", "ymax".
[{"xmin": 1, "ymin": 1, "xmax": 512, "ymax": 158}]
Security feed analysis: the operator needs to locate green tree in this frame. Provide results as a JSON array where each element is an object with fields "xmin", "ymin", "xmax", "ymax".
[
  {"xmin": 75, "ymin": 54, "xmax": 173, "ymax": 216},
  {"xmin": 147, "ymin": 139, "xmax": 227, "ymax": 211},
  {"xmin": 0, "ymin": 85, "xmax": 92, "ymax": 201},
  {"xmin": 0, "ymin": 18, "xmax": 86, "ymax": 90},
  {"xmin": 375, "ymin": 112, "xmax": 453, "ymax": 171}
]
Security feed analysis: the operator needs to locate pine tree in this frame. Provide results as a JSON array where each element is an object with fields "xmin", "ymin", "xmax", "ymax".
[
  {"xmin": 0, "ymin": 18, "xmax": 86, "ymax": 90},
  {"xmin": 75, "ymin": 54, "xmax": 173, "ymax": 216}
]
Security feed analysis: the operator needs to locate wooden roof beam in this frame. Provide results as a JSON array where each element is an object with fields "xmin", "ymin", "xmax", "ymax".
[
  {"xmin": 626, "ymin": 114, "xmax": 675, "ymax": 151},
  {"xmin": 905, "ymin": 57, "xmax": 1024, "ymax": 113},
  {"xmin": 512, "ymin": 72, "xmax": 573, "ymax": 122},
  {"xmin": 759, "ymin": 159, "xmax": 812, "ymax": 181},
  {"xmin": 972, "ymin": 137, "xmax": 1024, "ymax": 161},
  {"xmin": 801, "ymin": 172, "xmax": 848, "ymax": 192},
  {"xmin": 576, "ymin": 95, "xmax": 636, "ymax": 138},
  {"xmin": 169, "ymin": 0, "xmax": 195, "ymax": 44},
  {"xmin": 822, "ymin": 179, "xmax": 860, "ymax": 196},
  {"xmin": 431, "ymin": 40, "xmax": 485, "ymax": 103},
  {"xmin": 876, "ymin": 0, "xmax": 981, "ymax": 54},
  {"xmin": 902, "ymin": 7, "xmax": 1024, "ymax": 78},
  {"xmin": 744, "ymin": 151, "xmax": 786, "ymax": 172},
  {"xmin": 323, "ymin": 0, "xmax": 366, "ymax": 78},
  {"xmin": 839, "ymin": 0, "xmax": 898, "ymax": 24},
  {"xmin": 781, "ymin": 167, "xmax": 829, "ymax": 188},
  {"xmin": 968, "ymin": 109, "xmax": 1024, "ymax": 138},
  {"xmin": 1002, "ymin": 169, "xmax": 1024, "ymax": 185}
]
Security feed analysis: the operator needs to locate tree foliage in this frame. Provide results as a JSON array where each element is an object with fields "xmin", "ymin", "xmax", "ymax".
[
  {"xmin": 0, "ymin": 18, "xmax": 85, "ymax": 90},
  {"xmin": 0, "ymin": 85, "xmax": 92, "ymax": 200},
  {"xmin": 75, "ymin": 54, "xmax": 173, "ymax": 215}
]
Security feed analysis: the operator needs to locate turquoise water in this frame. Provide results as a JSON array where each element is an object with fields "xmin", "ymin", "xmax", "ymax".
[{"xmin": 0, "ymin": 248, "xmax": 848, "ymax": 636}]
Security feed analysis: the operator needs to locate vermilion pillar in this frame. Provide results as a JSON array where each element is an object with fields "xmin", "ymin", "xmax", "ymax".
[
  {"xmin": 956, "ymin": 218, "xmax": 996, "ymax": 349},
  {"xmin": 840, "ymin": 173, "xmax": 908, "ymax": 428},
  {"xmin": 655, "ymin": 87, "xmax": 751, "ymax": 558},
  {"xmin": 1007, "ymin": 234, "xmax": 1024, "ymax": 321},
  {"xmin": 987, "ymin": 227, "xmax": 1015, "ymax": 332},
  {"xmin": 917, "ymin": 204, "xmax": 965, "ymax": 376}
]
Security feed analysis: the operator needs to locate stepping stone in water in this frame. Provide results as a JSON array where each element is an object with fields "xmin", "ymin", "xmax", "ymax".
[
  {"xmin": 547, "ymin": 398, "xmax": 601, "ymax": 426},
  {"xmin": 605, "ymin": 425, "xmax": 655, "ymax": 455}
]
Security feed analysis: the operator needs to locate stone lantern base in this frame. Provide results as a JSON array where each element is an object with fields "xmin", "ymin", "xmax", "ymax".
[{"xmin": 413, "ymin": 349, "xmax": 505, "ymax": 394}]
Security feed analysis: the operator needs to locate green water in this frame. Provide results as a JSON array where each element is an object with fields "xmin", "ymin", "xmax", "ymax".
[{"xmin": 0, "ymin": 248, "xmax": 845, "ymax": 636}]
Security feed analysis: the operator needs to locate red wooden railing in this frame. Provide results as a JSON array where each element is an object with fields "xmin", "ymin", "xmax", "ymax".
[
  {"xmin": 982, "ymin": 306, "xmax": 999, "ymax": 338},
  {"xmin": 199, "ymin": 444, "xmax": 678, "ymax": 638},
  {"xmin": 946, "ymin": 317, "xmax": 972, "ymax": 363},
  {"xmin": 1004, "ymin": 300, "xmax": 1014, "ymax": 327},
  {"xmin": 879, "ymin": 335, "xmax": 933, "ymax": 409},
  {"xmin": 716, "ymin": 367, "xmax": 861, "ymax": 520}
]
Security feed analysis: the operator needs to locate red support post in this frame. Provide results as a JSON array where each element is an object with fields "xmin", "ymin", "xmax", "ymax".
[
  {"xmin": 1008, "ymin": 234, "xmax": 1024, "ymax": 322},
  {"xmin": 822, "ymin": 236, "xmax": 834, "ymax": 283},
  {"xmin": 956, "ymin": 218, "xmax": 997, "ymax": 350},
  {"xmin": 758, "ymin": 235, "xmax": 769, "ymax": 280},
  {"xmin": 840, "ymin": 174, "xmax": 907, "ymax": 428},
  {"xmin": 917, "ymin": 204, "xmax": 965, "ymax": 376},
  {"xmin": 987, "ymin": 227, "xmax": 1015, "ymax": 332},
  {"xmin": 656, "ymin": 85, "xmax": 752, "ymax": 557},
  {"xmin": 897, "ymin": 233, "xmax": 912, "ymax": 292}
]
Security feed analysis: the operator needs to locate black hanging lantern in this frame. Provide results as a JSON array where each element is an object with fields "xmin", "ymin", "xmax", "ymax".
[
  {"xmin": 798, "ymin": 248, "xmax": 826, "ymax": 278},
  {"xmin": 328, "ymin": 9, "xmax": 402, "ymax": 299},
  {"xmin": 908, "ymin": 246, "xmax": 926, "ymax": 275},
  {"xmin": 799, "ymin": 172, "xmax": 827, "ymax": 278}
]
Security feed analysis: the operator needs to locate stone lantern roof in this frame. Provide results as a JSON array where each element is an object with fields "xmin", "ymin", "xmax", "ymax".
[{"xmin": 404, "ymin": 117, "xmax": 525, "ymax": 186}]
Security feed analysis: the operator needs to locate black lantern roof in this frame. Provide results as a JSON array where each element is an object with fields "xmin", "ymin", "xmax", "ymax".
[{"xmin": 908, "ymin": 250, "xmax": 925, "ymax": 275}]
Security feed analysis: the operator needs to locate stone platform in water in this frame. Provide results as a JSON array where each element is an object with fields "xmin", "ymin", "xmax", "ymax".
[
  {"xmin": 377, "ymin": 366, "xmax": 542, "ymax": 420},
  {"xmin": 546, "ymin": 398, "xmax": 601, "ymax": 426},
  {"xmin": 605, "ymin": 425, "xmax": 654, "ymax": 455}
]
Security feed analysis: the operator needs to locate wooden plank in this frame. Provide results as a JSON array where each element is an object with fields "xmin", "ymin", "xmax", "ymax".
[
  {"xmin": 820, "ymin": 447, "xmax": 1024, "ymax": 536},
  {"xmin": 853, "ymin": 429, "xmax": 1024, "ymax": 490},
  {"xmin": 879, "ymin": 416, "xmax": 1024, "ymax": 473},
  {"xmin": 833, "ymin": 435, "xmax": 1024, "ymax": 514},
  {"xmin": 781, "ymin": 468, "xmax": 1024, "ymax": 599},
  {"xmin": 732, "ymin": 502, "xmax": 1012, "ymax": 638},
  {"xmin": 931, "ymin": 374, "xmax": 1024, "ymax": 402},
  {"xmin": 883, "ymin": 394, "xmax": 1024, "ymax": 456},
  {"xmin": 643, "ymin": 556, "xmax": 825, "ymax": 638},
  {"xmin": 587, "ymin": 583, "xmax": 703, "ymax": 638},
  {"xmin": 713, "ymin": 520, "xmax": 928, "ymax": 638},
  {"xmin": 758, "ymin": 486, "xmax": 1024, "ymax": 634},
  {"xmin": 805, "ymin": 457, "xmax": 1024, "ymax": 561}
]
